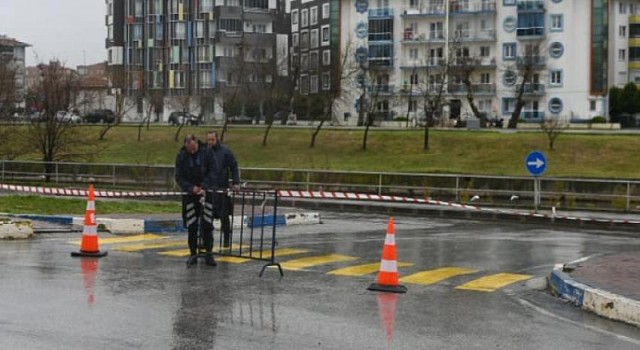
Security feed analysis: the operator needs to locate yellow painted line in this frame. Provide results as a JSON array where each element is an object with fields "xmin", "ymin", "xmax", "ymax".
[
  {"xmin": 328, "ymin": 262, "xmax": 414, "ymax": 276},
  {"xmin": 68, "ymin": 234, "xmax": 167, "ymax": 246},
  {"xmin": 215, "ymin": 243, "xmax": 242, "ymax": 253},
  {"xmin": 455, "ymin": 273, "xmax": 532, "ymax": 292},
  {"xmin": 400, "ymin": 267, "xmax": 478, "ymax": 285},
  {"xmin": 281, "ymin": 254, "xmax": 358, "ymax": 271},
  {"xmin": 159, "ymin": 249, "xmax": 191, "ymax": 257},
  {"xmin": 239, "ymin": 248, "xmax": 309, "ymax": 259},
  {"xmin": 113, "ymin": 240, "xmax": 185, "ymax": 252}
]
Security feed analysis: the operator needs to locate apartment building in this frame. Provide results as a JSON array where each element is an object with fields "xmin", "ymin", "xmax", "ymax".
[
  {"xmin": 106, "ymin": 0, "xmax": 286, "ymax": 121},
  {"xmin": 0, "ymin": 35, "xmax": 30, "ymax": 110},
  {"xmin": 287, "ymin": 0, "xmax": 621, "ymax": 126}
]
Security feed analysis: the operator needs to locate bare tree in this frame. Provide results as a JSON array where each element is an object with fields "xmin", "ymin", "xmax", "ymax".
[
  {"xmin": 309, "ymin": 39, "xmax": 359, "ymax": 148},
  {"xmin": 506, "ymin": 40, "xmax": 545, "ymax": 129},
  {"xmin": 449, "ymin": 39, "xmax": 487, "ymax": 127},
  {"xmin": 540, "ymin": 116, "xmax": 569, "ymax": 151},
  {"xmin": 361, "ymin": 63, "xmax": 390, "ymax": 151},
  {"xmin": 27, "ymin": 60, "xmax": 100, "ymax": 180},
  {"xmin": 137, "ymin": 90, "xmax": 163, "ymax": 141},
  {"xmin": 169, "ymin": 93, "xmax": 197, "ymax": 142},
  {"xmin": 98, "ymin": 68, "xmax": 134, "ymax": 140}
]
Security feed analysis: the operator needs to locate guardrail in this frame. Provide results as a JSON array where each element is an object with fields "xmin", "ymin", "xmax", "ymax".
[{"xmin": 1, "ymin": 160, "xmax": 639, "ymax": 213}]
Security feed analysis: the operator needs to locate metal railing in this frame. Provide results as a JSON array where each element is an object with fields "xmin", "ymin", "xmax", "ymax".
[{"xmin": 1, "ymin": 160, "xmax": 639, "ymax": 213}]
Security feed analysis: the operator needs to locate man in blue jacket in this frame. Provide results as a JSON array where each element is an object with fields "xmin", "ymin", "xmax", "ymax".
[
  {"xmin": 206, "ymin": 130, "xmax": 240, "ymax": 248},
  {"xmin": 175, "ymin": 134, "xmax": 217, "ymax": 266}
]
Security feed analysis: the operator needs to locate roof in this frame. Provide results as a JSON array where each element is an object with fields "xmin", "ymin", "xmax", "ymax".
[{"xmin": 0, "ymin": 35, "xmax": 30, "ymax": 47}]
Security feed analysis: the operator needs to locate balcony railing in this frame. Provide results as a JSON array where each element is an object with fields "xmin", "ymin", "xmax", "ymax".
[
  {"xmin": 448, "ymin": 83, "xmax": 496, "ymax": 95},
  {"xmin": 517, "ymin": 0, "xmax": 545, "ymax": 11},
  {"xmin": 521, "ymin": 111, "xmax": 545, "ymax": 121},
  {"xmin": 516, "ymin": 27, "xmax": 545, "ymax": 37},
  {"xmin": 516, "ymin": 55, "xmax": 546, "ymax": 66},
  {"xmin": 450, "ymin": 0, "xmax": 497, "ymax": 14},
  {"xmin": 368, "ymin": 84, "xmax": 395, "ymax": 95},
  {"xmin": 369, "ymin": 8, "xmax": 394, "ymax": 17},
  {"xmin": 522, "ymin": 83, "xmax": 545, "ymax": 95}
]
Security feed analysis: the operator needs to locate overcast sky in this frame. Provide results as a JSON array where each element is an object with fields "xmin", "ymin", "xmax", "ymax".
[{"xmin": 0, "ymin": 0, "xmax": 106, "ymax": 68}]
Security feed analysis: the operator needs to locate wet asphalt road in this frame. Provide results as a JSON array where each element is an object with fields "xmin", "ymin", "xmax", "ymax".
[{"xmin": 1, "ymin": 212, "xmax": 639, "ymax": 349}]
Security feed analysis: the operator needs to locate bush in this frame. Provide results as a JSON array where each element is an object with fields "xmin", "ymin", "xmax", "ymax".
[
  {"xmin": 591, "ymin": 116, "xmax": 606, "ymax": 123},
  {"xmin": 393, "ymin": 116, "xmax": 408, "ymax": 122}
]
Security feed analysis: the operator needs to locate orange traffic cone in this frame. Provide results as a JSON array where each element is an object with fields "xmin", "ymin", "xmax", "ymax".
[
  {"xmin": 368, "ymin": 217, "xmax": 407, "ymax": 293},
  {"xmin": 71, "ymin": 184, "xmax": 107, "ymax": 257}
]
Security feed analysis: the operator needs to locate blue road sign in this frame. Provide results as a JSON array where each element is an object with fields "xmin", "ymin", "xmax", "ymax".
[{"xmin": 525, "ymin": 151, "xmax": 547, "ymax": 176}]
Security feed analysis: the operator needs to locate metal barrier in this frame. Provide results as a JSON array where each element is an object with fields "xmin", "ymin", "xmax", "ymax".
[
  {"xmin": 213, "ymin": 189, "xmax": 283, "ymax": 277},
  {"xmin": 1, "ymin": 160, "xmax": 639, "ymax": 213}
]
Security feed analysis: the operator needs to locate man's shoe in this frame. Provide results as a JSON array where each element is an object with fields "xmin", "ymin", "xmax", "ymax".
[
  {"xmin": 204, "ymin": 254, "xmax": 217, "ymax": 267},
  {"xmin": 186, "ymin": 255, "xmax": 198, "ymax": 266}
]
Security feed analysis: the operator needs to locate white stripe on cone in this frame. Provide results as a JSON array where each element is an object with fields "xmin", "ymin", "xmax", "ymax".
[
  {"xmin": 380, "ymin": 259, "xmax": 398, "ymax": 273},
  {"xmin": 384, "ymin": 234, "xmax": 396, "ymax": 246}
]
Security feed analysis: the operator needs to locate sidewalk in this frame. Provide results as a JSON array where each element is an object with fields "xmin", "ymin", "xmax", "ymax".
[{"xmin": 549, "ymin": 252, "xmax": 640, "ymax": 327}]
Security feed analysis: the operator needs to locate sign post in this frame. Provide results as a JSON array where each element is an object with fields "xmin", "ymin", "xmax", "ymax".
[{"xmin": 525, "ymin": 151, "xmax": 547, "ymax": 212}]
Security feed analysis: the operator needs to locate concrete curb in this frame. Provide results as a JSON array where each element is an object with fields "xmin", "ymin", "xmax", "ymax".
[
  {"xmin": 0, "ymin": 218, "xmax": 34, "ymax": 239},
  {"xmin": 549, "ymin": 260, "xmax": 640, "ymax": 327},
  {"xmin": 11, "ymin": 212, "xmax": 321, "ymax": 234}
]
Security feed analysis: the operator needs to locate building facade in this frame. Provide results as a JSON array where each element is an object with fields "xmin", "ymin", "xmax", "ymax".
[
  {"xmin": 287, "ymin": 0, "xmax": 634, "ymax": 126},
  {"xmin": 106, "ymin": 0, "xmax": 286, "ymax": 122},
  {"xmin": 0, "ymin": 35, "xmax": 30, "ymax": 111}
]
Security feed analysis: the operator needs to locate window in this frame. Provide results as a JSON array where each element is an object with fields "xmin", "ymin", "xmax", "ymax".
[
  {"xmin": 620, "ymin": 2, "xmax": 627, "ymax": 14},
  {"xmin": 503, "ymin": 70, "xmax": 517, "ymax": 85},
  {"xmin": 620, "ymin": 25, "xmax": 627, "ymax": 38},
  {"xmin": 292, "ymin": 33, "xmax": 299, "ymax": 48},
  {"xmin": 301, "ymin": 53, "xmax": 308, "ymax": 70},
  {"xmin": 619, "ymin": 49, "xmax": 626, "ymax": 61},
  {"xmin": 549, "ymin": 42, "xmax": 564, "ymax": 58},
  {"xmin": 219, "ymin": 18, "xmax": 242, "ymax": 32},
  {"xmin": 550, "ymin": 70, "xmax": 562, "ymax": 86},
  {"xmin": 322, "ymin": 50, "xmax": 330, "ymax": 65},
  {"xmin": 301, "ymin": 9, "xmax": 308, "ymax": 27},
  {"xmin": 310, "ymin": 29, "xmax": 319, "ymax": 49},
  {"xmin": 480, "ymin": 46, "xmax": 490, "ymax": 57},
  {"xmin": 133, "ymin": 24, "xmax": 143, "ymax": 40},
  {"xmin": 200, "ymin": 0, "xmax": 213, "ymax": 12},
  {"xmin": 292, "ymin": 10, "xmax": 298, "ymax": 25},
  {"xmin": 300, "ymin": 30, "xmax": 309, "ymax": 50},
  {"xmin": 199, "ymin": 70, "xmax": 211, "ymax": 88},
  {"xmin": 550, "ymin": 14, "xmax": 563, "ymax": 31},
  {"xmin": 549, "ymin": 97, "xmax": 563, "ymax": 114},
  {"xmin": 196, "ymin": 21, "xmax": 205, "ymax": 38},
  {"xmin": 299, "ymin": 75, "xmax": 308, "ymax": 94},
  {"xmin": 310, "ymin": 6, "xmax": 318, "ymax": 26},
  {"xmin": 408, "ymin": 73, "xmax": 418, "ymax": 85},
  {"xmin": 322, "ymin": 72, "xmax": 330, "ymax": 90},
  {"xmin": 322, "ymin": 3, "xmax": 330, "ymax": 19},
  {"xmin": 197, "ymin": 46, "xmax": 210, "ymax": 62},
  {"xmin": 321, "ymin": 25, "xmax": 330, "ymax": 45},
  {"xmin": 480, "ymin": 73, "xmax": 490, "ymax": 84},
  {"xmin": 309, "ymin": 51, "xmax": 319, "ymax": 70},
  {"xmin": 409, "ymin": 48, "xmax": 418, "ymax": 59},
  {"xmin": 589, "ymin": 100, "xmax": 596, "ymax": 111},
  {"xmin": 408, "ymin": 100, "xmax": 417, "ymax": 112},
  {"xmin": 502, "ymin": 98, "xmax": 516, "ymax": 114},
  {"xmin": 310, "ymin": 75, "xmax": 318, "ymax": 93},
  {"xmin": 503, "ymin": 43, "xmax": 516, "ymax": 60},
  {"xmin": 503, "ymin": 0, "xmax": 516, "ymax": 5},
  {"xmin": 253, "ymin": 24, "xmax": 266, "ymax": 33},
  {"xmin": 135, "ymin": 0, "xmax": 143, "ymax": 16}
]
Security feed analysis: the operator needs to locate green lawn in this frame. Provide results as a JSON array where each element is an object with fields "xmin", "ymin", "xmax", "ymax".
[
  {"xmin": 7, "ymin": 124, "xmax": 640, "ymax": 178},
  {"xmin": 0, "ymin": 195, "xmax": 179, "ymax": 215}
]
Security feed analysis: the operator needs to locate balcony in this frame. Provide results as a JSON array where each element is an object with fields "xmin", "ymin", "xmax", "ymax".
[
  {"xmin": 215, "ymin": 30, "xmax": 243, "ymax": 44},
  {"xmin": 516, "ymin": 55, "xmax": 546, "ymax": 67},
  {"xmin": 451, "ymin": 29, "xmax": 496, "ymax": 41},
  {"xmin": 399, "ymin": 57, "xmax": 446, "ymax": 69},
  {"xmin": 450, "ymin": 0, "xmax": 497, "ymax": 14},
  {"xmin": 448, "ymin": 83, "xmax": 496, "ymax": 95},
  {"xmin": 516, "ymin": 26, "xmax": 545, "ymax": 37},
  {"xmin": 522, "ymin": 83, "xmax": 545, "ymax": 95},
  {"xmin": 517, "ymin": 0, "xmax": 545, "ymax": 11},
  {"xmin": 369, "ymin": 8, "xmax": 394, "ymax": 18},
  {"xmin": 368, "ymin": 84, "xmax": 395, "ymax": 95},
  {"xmin": 521, "ymin": 111, "xmax": 545, "ymax": 122},
  {"xmin": 401, "ymin": 5, "xmax": 445, "ymax": 17},
  {"xmin": 368, "ymin": 57, "xmax": 394, "ymax": 68}
]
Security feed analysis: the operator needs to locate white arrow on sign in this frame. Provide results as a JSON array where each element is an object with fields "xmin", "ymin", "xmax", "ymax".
[{"xmin": 527, "ymin": 158, "xmax": 545, "ymax": 169}]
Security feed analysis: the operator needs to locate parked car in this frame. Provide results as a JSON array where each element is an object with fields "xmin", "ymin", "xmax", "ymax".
[
  {"xmin": 168, "ymin": 112, "xmax": 201, "ymax": 126},
  {"xmin": 227, "ymin": 115, "xmax": 254, "ymax": 124},
  {"xmin": 84, "ymin": 109, "xmax": 116, "ymax": 124},
  {"xmin": 55, "ymin": 111, "xmax": 82, "ymax": 124}
]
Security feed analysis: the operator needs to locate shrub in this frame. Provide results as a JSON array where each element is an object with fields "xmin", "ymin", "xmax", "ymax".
[
  {"xmin": 393, "ymin": 116, "xmax": 408, "ymax": 122},
  {"xmin": 591, "ymin": 116, "xmax": 606, "ymax": 123}
]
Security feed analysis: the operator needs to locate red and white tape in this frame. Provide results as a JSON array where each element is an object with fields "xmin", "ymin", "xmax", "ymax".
[{"xmin": 2, "ymin": 183, "xmax": 639, "ymax": 225}]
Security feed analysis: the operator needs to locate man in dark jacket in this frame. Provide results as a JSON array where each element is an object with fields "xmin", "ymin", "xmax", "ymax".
[
  {"xmin": 175, "ymin": 134, "xmax": 217, "ymax": 266},
  {"xmin": 206, "ymin": 130, "xmax": 240, "ymax": 248}
]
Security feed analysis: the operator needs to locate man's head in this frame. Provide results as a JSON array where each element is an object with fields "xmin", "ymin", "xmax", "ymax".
[
  {"xmin": 207, "ymin": 130, "xmax": 219, "ymax": 148},
  {"xmin": 184, "ymin": 134, "xmax": 198, "ymax": 154}
]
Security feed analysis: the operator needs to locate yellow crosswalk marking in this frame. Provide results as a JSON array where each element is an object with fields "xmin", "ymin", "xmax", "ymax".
[
  {"xmin": 455, "ymin": 273, "xmax": 532, "ymax": 292},
  {"xmin": 68, "ymin": 234, "xmax": 166, "ymax": 246},
  {"xmin": 238, "ymin": 248, "xmax": 309, "ymax": 259},
  {"xmin": 113, "ymin": 240, "xmax": 185, "ymax": 252},
  {"xmin": 216, "ymin": 256, "xmax": 251, "ymax": 263},
  {"xmin": 328, "ymin": 262, "xmax": 414, "ymax": 276},
  {"xmin": 400, "ymin": 267, "xmax": 478, "ymax": 285},
  {"xmin": 281, "ymin": 254, "xmax": 358, "ymax": 271},
  {"xmin": 159, "ymin": 249, "xmax": 191, "ymax": 257}
]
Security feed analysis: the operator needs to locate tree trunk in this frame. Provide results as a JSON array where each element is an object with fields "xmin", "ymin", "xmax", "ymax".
[
  {"xmin": 310, "ymin": 118, "xmax": 326, "ymax": 148},
  {"xmin": 423, "ymin": 124, "xmax": 430, "ymax": 151},
  {"xmin": 262, "ymin": 122, "xmax": 273, "ymax": 146},
  {"xmin": 362, "ymin": 113, "xmax": 371, "ymax": 150},
  {"xmin": 174, "ymin": 124, "xmax": 184, "ymax": 142},
  {"xmin": 221, "ymin": 118, "xmax": 229, "ymax": 143},
  {"xmin": 508, "ymin": 101, "xmax": 525, "ymax": 129}
]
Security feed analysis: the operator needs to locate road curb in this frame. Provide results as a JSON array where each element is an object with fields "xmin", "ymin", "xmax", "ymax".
[
  {"xmin": 9, "ymin": 212, "xmax": 321, "ymax": 234},
  {"xmin": 549, "ymin": 260, "xmax": 640, "ymax": 327}
]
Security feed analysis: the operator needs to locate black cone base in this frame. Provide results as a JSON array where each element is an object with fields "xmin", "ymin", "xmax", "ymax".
[
  {"xmin": 71, "ymin": 251, "xmax": 108, "ymax": 258},
  {"xmin": 368, "ymin": 283, "xmax": 407, "ymax": 293}
]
